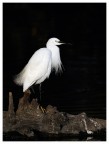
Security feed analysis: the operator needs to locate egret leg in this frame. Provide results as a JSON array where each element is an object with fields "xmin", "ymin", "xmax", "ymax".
[
  {"xmin": 39, "ymin": 84, "xmax": 46, "ymax": 113},
  {"xmin": 39, "ymin": 84, "xmax": 41, "ymax": 101},
  {"xmin": 39, "ymin": 105, "xmax": 45, "ymax": 113},
  {"xmin": 30, "ymin": 85, "xmax": 35, "ymax": 94}
]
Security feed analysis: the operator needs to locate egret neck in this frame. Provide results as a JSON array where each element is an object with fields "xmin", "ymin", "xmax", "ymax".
[{"xmin": 46, "ymin": 43, "xmax": 62, "ymax": 74}]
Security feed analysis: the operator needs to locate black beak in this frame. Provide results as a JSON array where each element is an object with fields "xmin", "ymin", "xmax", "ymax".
[
  {"xmin": 59, "ymin": 41, "xmax": 65, "ymax": 44},
  {"xmin": 59, "ymin": 41, "xmax": 72, "ymax": 45},
  {"xmin": 66, "ymin": 43, "xmax": 72, "ymax": 45}
]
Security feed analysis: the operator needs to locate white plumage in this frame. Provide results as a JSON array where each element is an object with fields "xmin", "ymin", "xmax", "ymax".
[{"xmin": 14, "ymin": 38, "xmax": 64, "ymax": 92}]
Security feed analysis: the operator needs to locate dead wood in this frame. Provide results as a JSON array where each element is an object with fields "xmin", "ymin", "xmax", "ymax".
[{"xmin": 3, "ymin": 91, "xmax": 106, "ymax": 137}]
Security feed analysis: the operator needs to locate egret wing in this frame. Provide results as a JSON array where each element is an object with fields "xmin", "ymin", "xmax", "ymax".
[{"xmin": 23, "ymin": 48, "xmax": 52, "ymax": 91}]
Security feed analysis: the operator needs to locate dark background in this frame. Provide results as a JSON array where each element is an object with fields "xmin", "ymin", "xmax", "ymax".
[{"xmin": 3, "ymin": 3, "xmax": 106, "ymax": 119}]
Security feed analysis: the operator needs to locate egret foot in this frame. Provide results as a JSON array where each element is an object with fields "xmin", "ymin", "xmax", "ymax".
[{"xmin": 39, "ymin": 105, "xmax": 46, "ymax": 113}]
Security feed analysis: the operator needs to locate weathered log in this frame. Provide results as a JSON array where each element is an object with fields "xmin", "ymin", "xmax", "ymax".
[{"xmin": 3, "ymin": 91, "xmax": 106, "ymax": 138}]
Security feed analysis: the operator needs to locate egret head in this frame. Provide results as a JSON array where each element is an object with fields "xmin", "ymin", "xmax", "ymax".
[{"xmin": 46, "ymin": 38, "xmax": 64, "ymax": 47}]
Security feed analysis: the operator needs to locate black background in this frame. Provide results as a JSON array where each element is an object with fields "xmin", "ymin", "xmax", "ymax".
[{"xmin": 3, "ymin": 3, "xmax": 106, "ymax": 119}]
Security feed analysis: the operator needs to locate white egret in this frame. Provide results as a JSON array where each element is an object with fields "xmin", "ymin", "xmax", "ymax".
[{"xmin": 14, "ymin": 38, "xmax": 64, "ymax": 92}]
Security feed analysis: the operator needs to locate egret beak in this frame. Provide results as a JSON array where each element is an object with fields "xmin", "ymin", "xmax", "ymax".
[
  {"xmin": 67, "ymin": 43, "xmax": 72, "ymax": 45},
  {"xmin": 59, "ymin": 41, "xmax": 72, "ymax": 45},
  {"xmin": 59, "ymin": 41, "xmax": 65, "ymax": 45}
]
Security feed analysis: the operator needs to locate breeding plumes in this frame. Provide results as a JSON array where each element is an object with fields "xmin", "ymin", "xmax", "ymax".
[{"xmin": 14, "ymin": 38, "xmax": 64, "ymax": 92}]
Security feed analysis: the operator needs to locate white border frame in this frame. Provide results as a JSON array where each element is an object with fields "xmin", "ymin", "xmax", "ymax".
[{"xmin": 1, "ymin": 1, "xmax": 108, "ymax": 143}]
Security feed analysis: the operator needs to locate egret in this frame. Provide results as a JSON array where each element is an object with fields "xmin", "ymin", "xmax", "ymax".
[{"xmin": 14, "ymin": 38, "xmax": 64, "ymax": 93}]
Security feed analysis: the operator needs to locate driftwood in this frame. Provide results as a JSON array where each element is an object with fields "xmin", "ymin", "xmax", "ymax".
[{"xmin": 3, "ymin": 90, "xmax": 106, "ymax": 138}]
